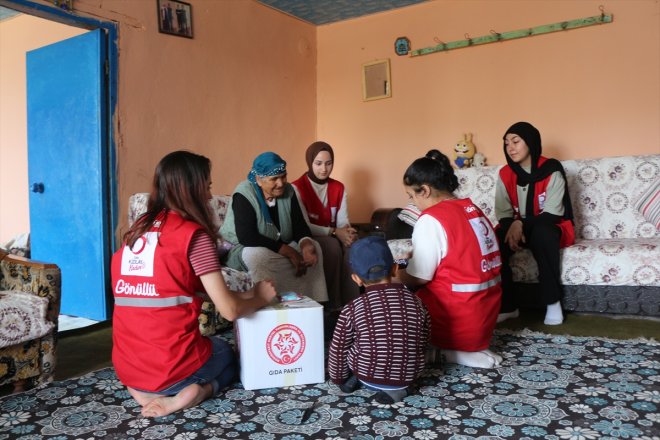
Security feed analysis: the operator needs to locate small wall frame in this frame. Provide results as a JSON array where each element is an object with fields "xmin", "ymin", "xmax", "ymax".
[
  {"xmin": 158, "ymin": 0, "xmax": 193, "ymax": 38},
  {"xmin": 362, "ymin": 59, "xmax": 391, "ymax": 102}
]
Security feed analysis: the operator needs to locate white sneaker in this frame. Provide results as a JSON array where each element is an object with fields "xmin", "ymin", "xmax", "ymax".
[{"xmin": 497, "ymin": 309, "xmax": 519, "ymax": 323}]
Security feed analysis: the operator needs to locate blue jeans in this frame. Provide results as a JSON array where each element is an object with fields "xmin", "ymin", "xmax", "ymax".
[{"xmin": 149, "ymin": 336, "xmax": 237, "ymax": 396}]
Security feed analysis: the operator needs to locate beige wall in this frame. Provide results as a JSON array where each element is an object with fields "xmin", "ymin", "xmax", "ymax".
[
  {"xmin": 0, "ymin": 14, "xmax": 85, "ymax": 244},
  {"xmin": 318, "ymin": 0, "xmax": 660, "ymax": 221}
]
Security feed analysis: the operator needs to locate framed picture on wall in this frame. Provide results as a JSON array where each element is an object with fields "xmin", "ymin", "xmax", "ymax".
[{"xmin": 157, "ymin": 0, "xmax": 193, "ymax": 39}]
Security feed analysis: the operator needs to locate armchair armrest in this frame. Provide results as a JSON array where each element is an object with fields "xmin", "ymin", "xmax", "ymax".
[
  {"xmin": 0, "ymin": 250, "xmax": 62, "ymax": 326},
  {"xmin": 370, "ymin": 208, "xmax": 414, "ymax": 240}
]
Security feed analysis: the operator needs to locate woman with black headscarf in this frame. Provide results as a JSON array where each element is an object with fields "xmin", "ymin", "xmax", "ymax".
[
  {"xmin": 292, "ymin": 141, "xmax": 359, "ymax": 310},
  {"xmin": 495, "ymin": 122, "xmax": 575, "ymax": 325}
]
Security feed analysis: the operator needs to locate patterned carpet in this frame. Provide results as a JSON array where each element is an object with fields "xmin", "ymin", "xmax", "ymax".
[{"xmin": 1, "ymin": 329, "xmax": 658, "ymax": 440}]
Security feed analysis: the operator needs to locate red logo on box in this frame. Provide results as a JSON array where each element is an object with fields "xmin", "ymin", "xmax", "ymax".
[{"xmin": 266, "ymin": 324, "xmax": 306, "ymax": 365}]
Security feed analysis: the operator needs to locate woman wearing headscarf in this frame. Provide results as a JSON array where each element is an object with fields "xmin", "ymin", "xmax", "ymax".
[
  {"xmin": 220, "ymin": 152, "xmax": 328, "ymax": 303},
  {"xmin": 292, "ymin": 141, "xmax": 359, "ymax": 310},
  {"xmin": 495, "ymin": 122, "xmax": 575, "ymax": 325}
]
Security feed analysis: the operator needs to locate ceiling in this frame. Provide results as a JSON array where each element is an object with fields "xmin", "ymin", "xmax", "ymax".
[
  {"xmin": 0, "ymin": 5, "xmax": 20, "ymax": 21},
  {"xmin": 1, "ymin": 1, "xmax": 428, "ymax": 26},
  {"xmin": 256, "ymin": 0, "xmax": 428, "ymax": 25}
]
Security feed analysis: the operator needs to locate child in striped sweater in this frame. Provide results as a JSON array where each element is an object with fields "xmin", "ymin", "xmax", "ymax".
[{"xmin": 327, "ymin": 236, "xmax": 430, "ymax": 404}]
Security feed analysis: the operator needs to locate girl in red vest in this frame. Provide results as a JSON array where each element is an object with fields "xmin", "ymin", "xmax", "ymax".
[
  {"xmin": 397, "ymin": 150, "xmax": 503, "ymax": 369},
  {"xmin": 495, "ymin": 122, "xmax": 575, "ymax": 326},
  {"xmin": 112, "ymin": 151, "xmax": 276, "ymax": 418},
  {"xmin": 292, "ymin": 141, "xmax": 359, "ymax": 310}
]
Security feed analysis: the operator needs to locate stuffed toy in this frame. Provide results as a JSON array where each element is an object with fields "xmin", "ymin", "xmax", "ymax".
[
  {"xmin": 453, "ymin": 133, "xmax": 476, "ymax": 169},
  {"xmin": 473, "ymin": 152, "xmax": 487, "ymax": 167}
]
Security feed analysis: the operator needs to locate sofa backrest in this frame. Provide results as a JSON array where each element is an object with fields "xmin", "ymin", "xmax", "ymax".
[
  {"xmin": 454, "ymin": 154, "xmax": 659, "ymax": 240},
  {"xmin": 128, "ymin": 193, "xmax": 232, "ymax": 229}
]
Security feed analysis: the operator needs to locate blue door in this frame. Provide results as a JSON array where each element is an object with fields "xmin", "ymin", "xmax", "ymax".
[{"xmin": 26, "ymin": 29, "xmax": 110, "ymax": 321}]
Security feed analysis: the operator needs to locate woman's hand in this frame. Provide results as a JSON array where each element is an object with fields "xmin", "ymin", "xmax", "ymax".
[
  {"xmin": 279, "ymin": 244, "xmax": 307, "ymax": 276},
  {"xmin": 504, "ymin": 219, "xmax": 525, "ymax": 251},
  {"xmin": 253, "ymin": 279, "xmax": 277, "ymax": 303},
  {"xmin": 335, "ymin": 226, "xmax": 358, "ymax": 247},
  {"xmin": 201, "ymin": 271, "xmax": 275, "ymax": 321},
  {"xmin": 300, "ymin": 239, "xmax": 319, "ymax": 268}
]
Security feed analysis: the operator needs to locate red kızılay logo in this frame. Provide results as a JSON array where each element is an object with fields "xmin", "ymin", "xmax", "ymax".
[{"xmin": 266, "ymin": 324, "xmax": 306, "ymax": 365}]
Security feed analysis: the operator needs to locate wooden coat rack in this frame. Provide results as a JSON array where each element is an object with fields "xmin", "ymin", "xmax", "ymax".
[{"xmin": 410, "ymin": 9, "xmax": 613, "ymax": 57}]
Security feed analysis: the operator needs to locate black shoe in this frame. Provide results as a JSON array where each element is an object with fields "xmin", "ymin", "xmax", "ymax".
[
  {"xmin": 374, "ymin": 391, "xmax": 395, "ymax": 404},
  {"xmin": 339, "ymin": 375, "xmax": 359, "ymax": 393},
  {"xmin": 374, "ymin": 388, "xmax": 408, "ymax": 404}
]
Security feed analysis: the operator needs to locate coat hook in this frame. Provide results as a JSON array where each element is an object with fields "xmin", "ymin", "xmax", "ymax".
[
  {"xmin": 490, "ymin": 30, "xmax": 502, "ymax": 41},
  {"xmin": 433, "ymin": 37, "xmax": 446, "ymax": 50},
  {"xmin": 599, "ymin": 5, "xmax": 606, "ymax": 20},
  {"xmin": 464, "ymin": 33, "xmax": 472, "ymax": 45}
]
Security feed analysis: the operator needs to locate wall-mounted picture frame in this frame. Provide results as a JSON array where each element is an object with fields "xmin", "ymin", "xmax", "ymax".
[
  {"xmin": 362, "ymin": 59, "xmax": 392, "ymax": 102},
  {"xmin": 157, "ymin": 0, "xmax": 193, "ymax": 39}
]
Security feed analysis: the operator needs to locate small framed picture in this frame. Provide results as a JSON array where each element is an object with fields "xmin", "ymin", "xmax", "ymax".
[{"xmin": 157, "ymin": 0, "xmax": 193, "ymax": 39}]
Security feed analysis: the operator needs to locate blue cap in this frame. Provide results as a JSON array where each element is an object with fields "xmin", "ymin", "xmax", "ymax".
[{"xmin": 349, "ymin": 236, "xmax": 394, "ymax": 281}]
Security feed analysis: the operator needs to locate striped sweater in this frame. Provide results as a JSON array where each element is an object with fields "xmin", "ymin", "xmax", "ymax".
[{"xmin": 327, "ymin": 282, "xmax": 430, "ymax": 387}]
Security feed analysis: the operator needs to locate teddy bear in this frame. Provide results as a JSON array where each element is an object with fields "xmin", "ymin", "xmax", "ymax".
[
  {"xmin": 473, "ymin": 152, "xmax": 487, "ymax": 167},
  {"xmin": 453, "ymin": 133, "xmax": 476, "ymax": 169}
]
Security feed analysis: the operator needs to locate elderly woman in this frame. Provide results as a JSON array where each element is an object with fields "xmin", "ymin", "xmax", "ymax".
[{"xmin": 220, "ymin": 152, "xmax": 328, "ymax": 303}]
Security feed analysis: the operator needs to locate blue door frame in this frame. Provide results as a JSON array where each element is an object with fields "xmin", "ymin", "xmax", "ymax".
[{"xmin": 3, "ymin": 0, "xmax": 119, "ymax": 318}]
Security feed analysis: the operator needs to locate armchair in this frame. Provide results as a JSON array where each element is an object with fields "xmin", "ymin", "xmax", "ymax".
[{"xmin": 0, "ymin": 250, "xmax": 61, "ymax": 393}]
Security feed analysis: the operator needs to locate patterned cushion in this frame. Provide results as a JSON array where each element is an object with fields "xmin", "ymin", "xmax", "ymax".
[
  {"xmin": 397, "ymin": 203, "xmax": 421, "ymax": 227},
  {"xmin": 454, "ymin": 155, "xmax": 660, "ymax": 239},
  {"xmin": 510, "ymin": 238, "xmax": 660, "ymax": 286},
  {"xmin": 634, "ymin": 179, "xmax": 660, "ymax": 230},
  {"xmin": 128, "ymin": 193, "xmax": 232, "ymax": 229},
  {"xmin": 0, "ymin": 291, "xmax": 54, "ymax": 348}
]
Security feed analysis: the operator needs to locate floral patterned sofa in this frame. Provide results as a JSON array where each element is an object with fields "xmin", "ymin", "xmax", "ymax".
[
  {"xmin": 387, "ymin": 154, "xmax": 660, "ymax": 316},
  {"xmin": 0, "ymin": 250, "xmax": 61, "ymax": 393},
  {"xmin": 128, "ymin": 193, "xmax": 253, "ymax": 335}
]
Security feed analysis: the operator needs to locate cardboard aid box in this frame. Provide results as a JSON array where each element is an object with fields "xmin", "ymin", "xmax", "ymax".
[{"xmin": 235, "ymin": 295, "xmax": 325, "ymax": 390}]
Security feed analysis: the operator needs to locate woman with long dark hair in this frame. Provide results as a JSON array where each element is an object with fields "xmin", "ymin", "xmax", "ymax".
[
  {"xmin": 112, "ymin": 150, "xmax": 276, "ymax": 418},
  {"xmin": 396, "ymin": 149, "xmax": 503, "ymax": 369}
]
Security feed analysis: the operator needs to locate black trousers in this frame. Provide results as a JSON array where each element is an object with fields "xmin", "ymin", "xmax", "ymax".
[{"xmin": 496, "ymin": 217, "xmax": 563, "ymax": 313}]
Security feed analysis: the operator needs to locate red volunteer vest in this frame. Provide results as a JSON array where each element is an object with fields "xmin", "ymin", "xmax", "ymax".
[
  {"xmin": 416, "ymin": 199, "xmax": 502, "ymax": 351},
  {"xmin": 499, "ymin": 157, "xmax": 575, "ymax": 248},
  {"xmin": 292, "ymin": 175, "xmax": 344, "ymax": 227},
  {"xmin": 111, "ymin": 211, "xmax": 211, "ymax": 392}
]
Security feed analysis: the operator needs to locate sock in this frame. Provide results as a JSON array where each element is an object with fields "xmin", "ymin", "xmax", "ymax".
[
  {"xmin": 483, "ymin": 349, "xmax": 503, "ymax": 366},
  {"xmin": 497, "ymin": 309, "xmax": 519, "ymax": 323},
  {"xmin": 544, "ymin": 301, "xmax": 564, "ymax": 325},
  {"xmin": 442, "ymin": 350, "xmax": 499, "ymax": 369}
]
